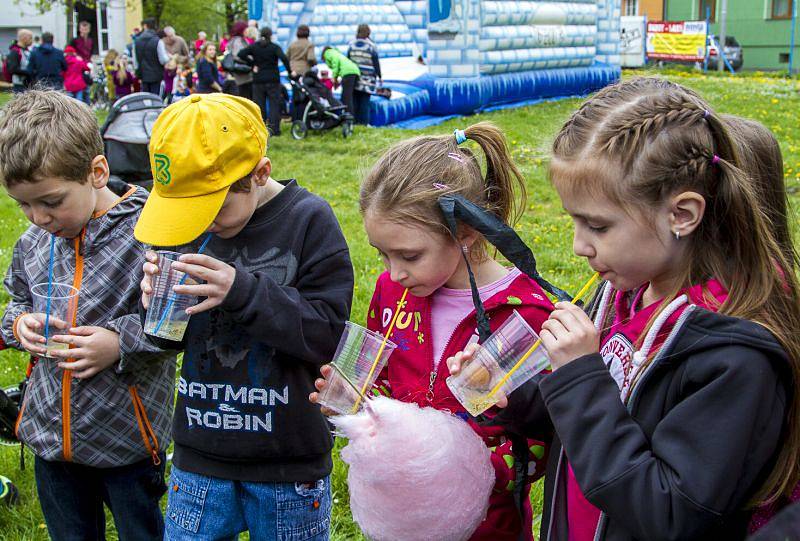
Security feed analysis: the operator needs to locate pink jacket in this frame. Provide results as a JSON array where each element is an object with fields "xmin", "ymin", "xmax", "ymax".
[
  {"xmin": 367, "ymin": 271, "xmax": 553, "ymax": 540},
  {"xmin": 64, "ymin": 54, "xmax": 90, "ymax": 93}
]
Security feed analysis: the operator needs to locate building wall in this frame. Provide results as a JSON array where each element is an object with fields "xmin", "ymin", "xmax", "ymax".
[
  {"xmin": 664, "ymin": 0, "xmax": 798, "ymax": 69},
  {"xmin": 639, "ymin": 0, "xmax": 665, "ymax": 18},
  {"xmin": 0, "ymin": 0, "xmax": 66, "ymax": 52}
]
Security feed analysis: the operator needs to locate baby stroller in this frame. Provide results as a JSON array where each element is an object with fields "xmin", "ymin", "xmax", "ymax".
[
  {"xmin": 100, "ymin": 92, "xmax": 165, "ymax": 190},
  {"xmin": 290, "ymin": 71, "xmax": 354, "ymax": 140}
]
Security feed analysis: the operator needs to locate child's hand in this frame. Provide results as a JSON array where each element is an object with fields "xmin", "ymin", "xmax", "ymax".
[
  {"xmin": 540, "ymin": 302, "xmax": 599, "ymax": 370},
  {"xmin": 171, "ymin": 254, "xmax": 235, "ymax": 315},
  {"xmin": 140, "ymin": 250, "xmax": 160, "ymax": 310},
  {"xmin": 50, "ymin": 326, "xmax": 121, "ymax": 379},
  {"xmin": 15, "ymin": 313, "xmax": 51, "ymax": 356},
  {"xmin": 309, "ymin": 364, "xmax": 339, "ymax": 417},
  {"xmin": 446, "ymin": 344, "xmax": 508, "ymax": 409}
]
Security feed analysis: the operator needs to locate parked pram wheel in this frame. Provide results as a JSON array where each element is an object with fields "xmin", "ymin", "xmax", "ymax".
[
  {"xmin": 342, "ymin": 119, "xmax": 354, "ymax": 138},
  {"xmin": 291, "ymin": 121, "xmax": 308, "ymax": 140}
]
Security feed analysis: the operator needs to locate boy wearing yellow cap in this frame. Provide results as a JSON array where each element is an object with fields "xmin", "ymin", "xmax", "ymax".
[{"xmin": 136, "ymin": 93, "xmax": 353, "ymax": 539}]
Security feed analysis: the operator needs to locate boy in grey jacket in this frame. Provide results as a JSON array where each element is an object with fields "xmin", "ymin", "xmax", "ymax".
[{"xmin": 0, "ymin": 90, "xmax": 176, "ymax": 541}]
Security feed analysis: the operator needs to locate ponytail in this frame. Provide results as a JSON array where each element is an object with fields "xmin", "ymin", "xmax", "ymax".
[
  {"xmin": 462, "ymin": 122, "xmax": 527, "ymax": 226},
  {"xmin": 360, "ymin": 121, "xmax": 527, "ymax": 260}
]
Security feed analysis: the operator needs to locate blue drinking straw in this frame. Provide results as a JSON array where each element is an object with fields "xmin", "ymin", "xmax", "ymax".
[
  {"xmin": 43, "ymin": 234, "xmax": 56, "ymax": 344},
  {"xmin": 153, "ymin": 233, "xmax": 213, "ymax": 335}
]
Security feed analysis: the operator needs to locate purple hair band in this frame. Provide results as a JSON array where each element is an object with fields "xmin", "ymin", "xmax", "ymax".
[
  {"xmin": 432, "ymin": 183, "xmax": 449, "ymax": 190},
  {"xmin": 712, "ymin": 155, "xmax": 720, "ymax": 165}
]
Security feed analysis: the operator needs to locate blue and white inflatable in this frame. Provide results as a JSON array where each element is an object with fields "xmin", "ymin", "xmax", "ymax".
[{"xmin": 251, "ymin": 0, "xmax": 621, "ymax": 126}]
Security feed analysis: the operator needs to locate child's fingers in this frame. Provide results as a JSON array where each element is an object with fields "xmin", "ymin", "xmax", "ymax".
[
  {"xmin": 446, "ymin": 354, "xmax": 460, "ymax": 375},
  {"xmin": 185, "ymin": 298, "xmax": 218, "ymax": 315},
  {"xmin": 320, "ymin": 364, "xmax": 333, "ymax": 378},
  {"xmin": 143, "ymin": 262, "xmax": 159, "ymax": 276},
  {"xmin": 541, "ymin": 318, "xmax": 569, "ymax": 340},
  {"xmin": 50, "ymin": 334, "xmax": 86, "ymax": 347},
  {"xmin": 549, "ymin": 308, "xmax": 584, "ymax": 332},
  {"xmin": 539, "ymin": 329, "xmax": 558, "ymax": 354},
  {"xmin": 171, "ymin": 261, "xmax": 213, "ymax": 282},
  {"xmin": 145, "ymin": 250, "xmax": 158, "ymax": 263},
  {"xmin": 172, "ymin": 283, "xmax": 215, "ymax": 297},
  {"xmin": 51, "ymin": 347, "xmax": 87, "ymax": 360},
  {"xmin": 178, "ymin": 253, "xmax": 224, "ymax": 270},
  {"xmin": 69, "ymin": 366, "xmax": 101, "ymax": 380},
  {"xmin": 57, "ymin": 358, "xmax": 93, "ymax": 371},
  {"xmin": 313, "ymin": 378, "xmax": 327, "ymax": 392},
  {"xmin": 19, "ymin": 329, "xmax": 46, "ymax": 349}
]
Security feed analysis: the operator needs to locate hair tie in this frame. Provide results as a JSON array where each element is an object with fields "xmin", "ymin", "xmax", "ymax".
[
  {"xmin": 711, "ymin": 155, "xmax": 720, "ymax": 165},
  {"xmin": 453, "ymin": 129, "xmax": 467, "ymax": 145},
  {"xmin": 703, "ymin": 110, "xmax": 711, "ymax": 119},
  {"xmin": 432, "ymin": 182, "xmax": 449, "ymax": 190}
]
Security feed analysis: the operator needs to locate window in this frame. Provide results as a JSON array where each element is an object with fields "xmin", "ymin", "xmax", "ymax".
[
  {"xmin": 623, "ymin": 0, "xmax": 638, "ymax": 16},
  {"xmin": 699, "ymin": 0, "xmax": 716, "ymax": 22},
  {"xmin": 772, "ymin": 0, "xmax": 793, "ymax": 19}
]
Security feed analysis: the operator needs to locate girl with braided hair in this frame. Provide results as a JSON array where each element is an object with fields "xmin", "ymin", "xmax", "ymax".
[{"xmin": 452, "ymin": 77, "xmax": 800, "ymax": 540}]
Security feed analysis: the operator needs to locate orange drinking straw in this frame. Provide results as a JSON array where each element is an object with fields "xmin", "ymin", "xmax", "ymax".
[
  {"xmin": 486, "ymin": 272, "xmax": 600, "ymax": 399},
  {"xmin": 352, "ymin": 288, "xmax": 409, "ymax": 413}
]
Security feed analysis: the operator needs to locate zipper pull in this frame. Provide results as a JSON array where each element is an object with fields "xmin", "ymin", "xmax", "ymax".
[{"xmin": 426, "ymin": 371, "xmax": 437, "ymax": 402}]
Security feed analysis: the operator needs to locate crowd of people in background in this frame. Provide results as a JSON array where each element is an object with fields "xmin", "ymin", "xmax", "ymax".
[{"xmin": 3, "ymin": 16, "xmax": 385, "ymax": 131}]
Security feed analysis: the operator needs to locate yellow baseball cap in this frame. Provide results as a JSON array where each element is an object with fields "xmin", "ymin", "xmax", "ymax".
[{"xmin": 134, "ymin": 93, "xmax": 268, "ymax": 246}]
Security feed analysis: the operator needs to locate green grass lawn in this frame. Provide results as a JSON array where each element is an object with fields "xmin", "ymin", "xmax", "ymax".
[{"xmin": 0, "ymin": 69, "xmax": 798, "ymax": 539}]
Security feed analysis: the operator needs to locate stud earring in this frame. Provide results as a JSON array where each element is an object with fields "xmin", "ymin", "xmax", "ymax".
[{"xmin": 674, "ymin": 231, "xmax": 680, "ymax": 240}]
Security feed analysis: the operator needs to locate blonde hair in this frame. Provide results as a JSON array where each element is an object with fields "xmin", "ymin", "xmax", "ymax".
[
  {"xmin": 244, "ymin": 27, "xmax": 259, "ymax": 41},
  {"xmin": 360, "ymin": 122, "xmax": 526, "ymax": 259},
  {"xmin": 0, "ymin": 89, "xmax": 102, "ymax": 185},
  {"xmin": 550, "ymin": 77, "xmax": 800, "ymax": 505},
  {"xmin": 103, "ymin": 49, "xmax": 119, "ymax": 68}
]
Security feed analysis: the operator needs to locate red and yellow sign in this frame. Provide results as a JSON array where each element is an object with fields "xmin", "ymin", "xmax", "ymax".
[{"xmin": 646, "ymin": 21, "xmax": 708, "ymax": 62}]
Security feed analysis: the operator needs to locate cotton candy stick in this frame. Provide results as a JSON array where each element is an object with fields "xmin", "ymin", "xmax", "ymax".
[
  {"xmin": 352, "ymin": 288, "xmax": 409, "ymax": 412},
  {"xmin": 486, "ymin": 272, "xmax": 600, "ymax": 399}
]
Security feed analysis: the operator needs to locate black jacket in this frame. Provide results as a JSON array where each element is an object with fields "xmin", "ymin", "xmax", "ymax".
[
  {"xmin": 494, "ymin": 294, "xmax": 789, "ymax": 541},
  {"xmin": 6, "ymin": 43, "xmax": 30, "ymax": 86},
  {"xmin": 237, "ymin": 39, "xmax": 290, "ymax": 84},
  {"xmin": 29, "ymin": 43, "xmax": 66, "ymax": 89},
  {"xmin": 143, "ymin": 181, "xmax": 354, "ymax": 483},
  {"xmin": 134, "ymin": 29, "xmax": 162, "ymax": 83}
]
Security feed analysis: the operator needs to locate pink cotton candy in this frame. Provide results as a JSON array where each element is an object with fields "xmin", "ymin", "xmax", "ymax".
[{"xmin": 331, "ymin": 396, "xmax": 494, "ymax": 541}]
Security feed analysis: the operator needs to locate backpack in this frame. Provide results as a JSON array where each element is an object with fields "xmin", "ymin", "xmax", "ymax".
[{"xmin": 2, "ymin": 44, "xmax": 23, "ymax": 83}]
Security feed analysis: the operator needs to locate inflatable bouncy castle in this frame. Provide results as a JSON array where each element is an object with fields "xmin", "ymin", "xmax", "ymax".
[{"xmin": 249, "ymin": 0, "xmax": 621, "ymax": 126}]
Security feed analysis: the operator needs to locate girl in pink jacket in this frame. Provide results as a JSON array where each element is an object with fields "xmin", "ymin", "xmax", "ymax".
[
  {"xmin": 314, "ymin": 123, "xmax": 554, "ymax": 540},
  {"xmin": 63, "ymin": 45, "xmax": 91, "ymax": 103}
]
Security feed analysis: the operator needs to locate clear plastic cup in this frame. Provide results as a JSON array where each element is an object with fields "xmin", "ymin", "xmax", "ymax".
[
  {"xmin": 31, "ymin": 282, "xmax": 79, "ymax": 358},
  {"xmin": 317, "ymin": 322, "xmax": 398, "ymax": 415},
  {"xmin": 446, "ymin": 310, "xmax": 549, "ymax": 416},
  {"xmin": 143, "ymin": 251, "xmax": 197, "ymax": 341}
]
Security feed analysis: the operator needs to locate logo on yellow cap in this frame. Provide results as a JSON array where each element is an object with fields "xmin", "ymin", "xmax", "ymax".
[{"xmin": 154, "ymin": 153, "xmax": 172, "ymax": 186}]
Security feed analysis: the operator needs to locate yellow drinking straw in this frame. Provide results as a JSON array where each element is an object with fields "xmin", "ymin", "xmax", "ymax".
[
  {"xmin": 352, "ymin": 288, "xmax": 410, "ymax": 412},
  {"xmin": 486, "ymin": 272, "xmax": 600, "ymax": 399}
]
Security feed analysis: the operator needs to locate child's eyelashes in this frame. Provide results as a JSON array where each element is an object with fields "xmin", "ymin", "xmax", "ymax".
[
  {"xmin": 401, "ymin": 254, "xmax": 420, "ymax": 262},
  {"xmin": 43, "ymin": 199, "xmax": 63, "ymax": 209},
  {"xmin": 587, "ymin": 224, "xmax": 608, "ymax": 233}
]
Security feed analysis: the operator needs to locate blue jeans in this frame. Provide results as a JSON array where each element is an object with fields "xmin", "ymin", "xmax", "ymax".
[
  {"xmin": 68, "ymin": 89, "xmax": 85, "ymax": 102},
  {"xmin": 34, "ymin": 454, "xmax": 167, "ymax": 541},
  {"xmin": 164, "ymin": 466, "xmax": 331, "ymax": 540}
]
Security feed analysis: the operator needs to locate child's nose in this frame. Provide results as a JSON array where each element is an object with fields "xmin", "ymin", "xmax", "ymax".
[
  {"xmin": 573, "ymin": 234, "xmax": 595, "ymax": 258},
  {"xmin": 31, "ymin": 208, "xmax": 52, "ymax": 227},
  {"xmin": 389, "ymin": 265, "xmax": 407, "ymax": 284}
]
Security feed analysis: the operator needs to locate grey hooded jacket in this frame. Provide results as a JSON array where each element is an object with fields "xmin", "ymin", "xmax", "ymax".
[{"xmin": 2, "ymin": 182, "xmax": 176, "ymax": 467}]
